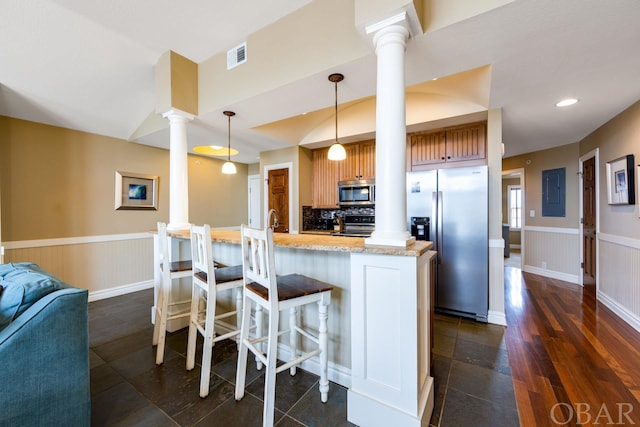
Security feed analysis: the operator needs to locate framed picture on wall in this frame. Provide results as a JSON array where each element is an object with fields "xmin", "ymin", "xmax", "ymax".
[
  {"xmin": 114, "ymin": 171, "xmax": 158, "ymax": 210},
  {"xmin": 606, "ymin": 155, "xmax": 635, "ymax": 205}
]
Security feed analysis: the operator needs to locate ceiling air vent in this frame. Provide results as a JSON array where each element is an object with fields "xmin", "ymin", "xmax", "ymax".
[{"xmin": 227, "ymin": 42, "xmax": 247, "ymax": 70}]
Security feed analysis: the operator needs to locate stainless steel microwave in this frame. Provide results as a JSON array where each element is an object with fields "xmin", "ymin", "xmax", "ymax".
[{"xmin": 338, "ymin": 179, "xmax": 375, "ymax": 206}]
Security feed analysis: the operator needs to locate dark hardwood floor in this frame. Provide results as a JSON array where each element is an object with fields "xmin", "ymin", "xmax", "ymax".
[{"xmin": 504, "ymin": 266, "xmax": 640, "ymax": 426}]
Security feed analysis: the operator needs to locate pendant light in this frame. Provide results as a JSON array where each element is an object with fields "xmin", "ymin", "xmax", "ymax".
[
  {"xmin": 327, "ymin": 73, "xmax": 346, "ymax": 161},
  {"xmin": 221, "ymin": 110, "xmax": 237, "ymax": 174}
]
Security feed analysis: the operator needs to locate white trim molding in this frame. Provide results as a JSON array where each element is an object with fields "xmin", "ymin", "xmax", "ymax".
[
  {"xmin": 487, "ymin": 310, "xmax": 507, "ymax": 326},
  {"xmin": 598, "ymin": 291, "xmax": 640, "ymax": 334},
  {"xmin": 599, "ymin": 232, "xmax": 640, "ymax": 249},
  {"xmin": 523, "ymin": 226, "xmax": 579, "ymax": 235},
  {"xmin": 89, "ymin": 280, "xmax": 154, "ymax": 302},
  {"xmin": 522, "ymin": 265, "xmax": 580, "ymax": 284},
  {"xmin": 4, "ymin": 232, "xmax": 153, "ymax": 249},
  {"xmin": 489, "ymin": 238, "xmax": 505, "ymax": 248}
]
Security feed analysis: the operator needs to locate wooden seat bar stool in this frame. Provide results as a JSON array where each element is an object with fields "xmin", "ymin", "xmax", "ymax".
[
  {"xmin": 235, "ymin": 224, "xmax": 333, "ymax": 427},
  {"xmin": 186, "ymin": 223, "xmax": 244, "ymax": 398},
  {"xmin": 152, "ymin": 221, "xmax": 192, "ymax": 365}
]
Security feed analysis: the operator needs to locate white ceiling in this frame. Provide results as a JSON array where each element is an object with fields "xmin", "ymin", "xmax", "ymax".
[{"xmin": 2, "ymin": 0, "xmax": 640, "ymax": 164}]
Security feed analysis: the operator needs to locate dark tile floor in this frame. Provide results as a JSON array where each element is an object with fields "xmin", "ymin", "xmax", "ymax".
[{"xmin": 89, "ymin": 289, "xmax": 520, "ymax": 426}]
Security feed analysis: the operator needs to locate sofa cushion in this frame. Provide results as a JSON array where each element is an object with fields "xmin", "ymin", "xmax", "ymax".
[{"xmin": 0, "ymin": 262, "xmax": 69, "ymax": 331}]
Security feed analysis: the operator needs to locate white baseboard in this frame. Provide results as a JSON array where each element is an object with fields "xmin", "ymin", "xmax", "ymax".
[
  {"xmin": 487, "ymin": 310, "xmax": 507, "ymax": 326},
  {"xmin": 522, "ymin": 265, "xmax": 579, "ymax": 284},
  {"xmin": 88, "ymin": 280, "xmax": 154, "ymax": 302},
  {"xmin": 597, "ymin": 291, "xmax": 640, "ymax": 334}
]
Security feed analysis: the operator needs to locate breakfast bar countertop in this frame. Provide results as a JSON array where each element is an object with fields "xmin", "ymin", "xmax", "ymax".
[{"xmin": 168, "ymin": 229, "xmax": 433, "ymax": 257}]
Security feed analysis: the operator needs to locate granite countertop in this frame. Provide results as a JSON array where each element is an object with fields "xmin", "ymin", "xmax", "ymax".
[{"xmin": 167, "ymin": 229, "xmax": 432, "ymax": 257}]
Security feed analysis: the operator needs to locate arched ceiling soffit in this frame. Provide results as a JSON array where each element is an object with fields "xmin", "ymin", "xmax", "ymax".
[{"xmin": 252, "ymin": 65, "xmax": 491, "ymax": 148}]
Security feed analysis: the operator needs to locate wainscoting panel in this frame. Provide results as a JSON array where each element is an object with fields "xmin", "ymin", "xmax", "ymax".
[
  {"xmin": 4, "ymin": 234, "xmax": 154, "ymax": 296},
  {"xmin": 523, "ymin": 226, "xmax": 580, "ymax": 283},
  {"xmin": 598, "ymin": 233, "xmax": 640, "ymax": 332}
]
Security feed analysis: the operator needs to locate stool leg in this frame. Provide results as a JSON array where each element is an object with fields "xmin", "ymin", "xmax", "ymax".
[
  {"xmin": 186, "ymin": 285, "xmax": 199, "ymax": 371},
  {"xmin": 289, "ymin": 307, "xmax": 298, "ymax": 376},
  {"xmin": 199, "ymin": 289, "xmax": 216, "ymax": 398},
  {"xmin": 318, "ymin": 300, "xmax": 329, "ymax": 403},
  {"xmin": 155, "ymin": 279, "xmax": 170, "ymax": 365},
  {"xmin": 235, "ymin": 294, "xmax": 253, "ymax": 401},
  {"xmin": 235, "ymin": 287, "xmax": 243, "ymax": 350},
  {"xmin": 263, "ymin": 307, "xmax": 279, "ymax": 427},
  {"xmin": 255, "ymin": 305, "xmax": 264, "ymax": 370},
  {"xmin": 152, "ymin": 275, "xmax": 163, "ymax": 346}
]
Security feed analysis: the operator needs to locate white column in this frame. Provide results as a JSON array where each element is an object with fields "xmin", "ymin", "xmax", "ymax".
[
  {"xmin": 365, "ymin": 16, "xmax": 414, "ymax": 248},
  {"xmin": 162, "ymin": 109, "xmax": 193, "ymax": 231}
]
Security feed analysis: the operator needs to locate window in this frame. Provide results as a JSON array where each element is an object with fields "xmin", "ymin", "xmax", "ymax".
[{"xmin": 508, "ymin": 185, "xmax": 522, "ymax": 229}]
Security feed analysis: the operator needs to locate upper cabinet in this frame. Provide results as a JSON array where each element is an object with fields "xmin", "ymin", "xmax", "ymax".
[
  {"xmin": 312, "ymin": 140, "xmax": 375, "ymax": 208},
  {"xmin": 339, "ymin": 140, "xmax": 376, "ymax": 181},
  {"xmin": 408, "ymin": 122, "xmax": 486, "ymax": 171},
  {"xmin": 312, "ymin": 147, "xmax": 340, "ymax": 209}
]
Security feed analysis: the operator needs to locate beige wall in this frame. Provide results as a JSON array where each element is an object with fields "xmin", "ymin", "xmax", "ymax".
[
  {"xmin": 247, "ymin": 163, "xmax": 260, "ymax": 175},
  {"xmin": 502, "ymin": 143, "xmax": 580, "ymax": 228},
  {"xmin": 198, "ymin": 0, "xmax": 369, "ymax": 117},
  {"xmin": 0, "ymin": 116, "xmax": 248, "ymax": 242},
  {"xmin": 580, "ymin": 100, "xmax": 640, "ymax": 236}
]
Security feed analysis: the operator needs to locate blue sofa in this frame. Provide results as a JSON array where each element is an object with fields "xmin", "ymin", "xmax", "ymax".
[{"xmin": 0, "ymin": 262, "xmax": 90, "ymax": 426}]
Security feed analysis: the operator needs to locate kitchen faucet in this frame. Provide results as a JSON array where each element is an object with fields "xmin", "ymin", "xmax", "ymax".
[{"xmin": 267, "ymin": 209, "xmax": 279, "ymax": 230}]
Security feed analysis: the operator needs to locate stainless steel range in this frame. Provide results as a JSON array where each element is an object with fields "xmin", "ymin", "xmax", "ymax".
[{"xmin": 331, "ymin": 214, "xmax": 374, "ymax": 237}]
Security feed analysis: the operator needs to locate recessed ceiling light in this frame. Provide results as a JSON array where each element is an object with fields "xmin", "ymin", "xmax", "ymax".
[{"xmin": 555, "ymin": 98, "xmax": 579, "ymax": 107}]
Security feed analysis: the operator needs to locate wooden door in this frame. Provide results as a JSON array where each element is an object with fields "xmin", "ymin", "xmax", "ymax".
[
  {"xmin": 582, "ymin": 156, "xmax": 596, "ymax": 287},
  {"xmin": 445, "ymin": 123, "xmax": 486, "ymax": 162},
  {"xmin": 268, "ymin": 168, "xmax": 289, "ymax": 233}
]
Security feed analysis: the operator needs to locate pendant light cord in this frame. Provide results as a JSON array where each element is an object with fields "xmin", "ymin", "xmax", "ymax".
[
  {"xmin": 334, "ymin": 80, "xmax": 338, "ymax": 142},
  {"xmin": 227, "ymin": 114, "xmax": 231, "ymax": 162}
]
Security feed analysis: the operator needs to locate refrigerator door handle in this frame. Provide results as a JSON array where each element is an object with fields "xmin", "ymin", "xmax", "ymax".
[
  {"xmin": 433, "ymin": 191, "xmax": 443, "ymax": 263},
  {"xmin": 437, "ymin": 191, "xmax": 443, "ymax": 260}
]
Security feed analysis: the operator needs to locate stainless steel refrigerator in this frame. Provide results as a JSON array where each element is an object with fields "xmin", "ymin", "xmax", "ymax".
[{"xmin": 407, "ymin": 165, "xmax": 489, "ymax": 321}]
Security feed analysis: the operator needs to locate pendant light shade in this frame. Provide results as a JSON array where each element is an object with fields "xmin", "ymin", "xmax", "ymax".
[
  {"xmin": 221, "ymin": 111, "xmax": 237, "ymax": 174},
  {"xmin": 221, "ymin": 160, "xmax": 236, "ymax": 174},
  {"xmin": 328, "ymin": 73, "xmax": 346, "ymax": 161}
]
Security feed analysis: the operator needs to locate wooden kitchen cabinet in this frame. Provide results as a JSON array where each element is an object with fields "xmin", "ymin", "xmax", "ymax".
[
  {"xmin": 312, "ymin": 147, "xmax": 340, "ymax": 208},
  {"xmin": 408, "ymin": 131, "xmax": 446, "ymax": 167},
  {"xmin": 339, "ymin": 140, "xmax": 375, "ymax": 181},
  {"xmin": 408, "ymin": 122, "xmax": 486, "ymax": 170},
  {"xmin": 445, "ymin": 123, "xmax": 486, "ymax": 162}
]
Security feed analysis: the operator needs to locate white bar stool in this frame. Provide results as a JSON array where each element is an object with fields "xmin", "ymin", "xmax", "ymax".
[
  {"xmin": 152, "ymin": 221, "xmax": 192, "ymax": 365},
  {"xmin": 235, "ymin": 224, "xmax": 333, "ymax": 427},
  {"xmin": 186, "ymin": 223, "xmax": 244, "ymax": 398}
]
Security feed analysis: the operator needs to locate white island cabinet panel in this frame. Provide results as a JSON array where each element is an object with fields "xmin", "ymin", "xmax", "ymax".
[{"xmin": 348, "ymin": 250, "xmax": 435, "ymax": 427}]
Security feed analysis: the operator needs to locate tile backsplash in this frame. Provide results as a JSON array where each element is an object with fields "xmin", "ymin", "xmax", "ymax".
[{"xmin": 302, "ymin": 206, "xmax": 375, "ymax": 231}]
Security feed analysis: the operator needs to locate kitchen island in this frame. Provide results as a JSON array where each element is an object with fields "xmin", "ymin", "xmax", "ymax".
[{"xmin": 155, "ymin": 229, "xmax": 435, "ymax": 427}]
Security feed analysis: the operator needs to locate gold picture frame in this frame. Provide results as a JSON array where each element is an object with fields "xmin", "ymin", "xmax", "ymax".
[{"xmin": 114, "ymin": 171, "xmax": 158, "ymax": 210}]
